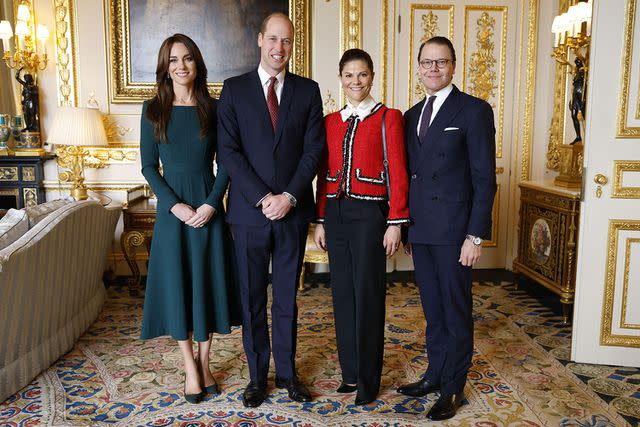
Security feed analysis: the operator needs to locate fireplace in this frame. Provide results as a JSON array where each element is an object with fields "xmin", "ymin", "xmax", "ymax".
[{"xmin": 0, "ymin": 156, "xmax": 52, "ymax": 210}]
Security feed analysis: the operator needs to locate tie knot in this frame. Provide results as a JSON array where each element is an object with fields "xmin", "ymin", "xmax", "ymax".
[
  {"xmin": 268, "ymin": 76, "xmax": 278, "ymax": 88},
  {"xmin": 427, "ymin": 95, "xmax": 436, "ymax": 105}
]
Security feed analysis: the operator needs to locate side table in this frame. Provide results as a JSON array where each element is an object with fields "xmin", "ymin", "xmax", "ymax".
[{"xmin": 121, "ymin": 185, "xmax": 156, "ymax": 294}]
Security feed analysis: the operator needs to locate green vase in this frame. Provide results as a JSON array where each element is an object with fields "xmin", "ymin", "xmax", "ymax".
[{"xmin": 0, "ymin": 115, "xmax": 10, "ymax": 149}]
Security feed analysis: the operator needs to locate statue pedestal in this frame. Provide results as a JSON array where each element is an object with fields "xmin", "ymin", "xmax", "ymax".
[{"xmin": 554, "ymin": 142, "xmax": 583, "ymax": 189}]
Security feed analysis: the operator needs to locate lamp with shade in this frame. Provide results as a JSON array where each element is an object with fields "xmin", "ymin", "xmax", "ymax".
[{"xmin": 47, "ymin": 107, "xmax": 109, "ymax": 201}]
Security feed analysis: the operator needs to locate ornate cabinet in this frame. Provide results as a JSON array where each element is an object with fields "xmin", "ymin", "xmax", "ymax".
[
  {"xmin": 0, "ymin": 156, "xmax": 53, "ymax": 210},
  {"xmin": 513, "ymin": 180, "xmax": 581, "ymax": 323}
]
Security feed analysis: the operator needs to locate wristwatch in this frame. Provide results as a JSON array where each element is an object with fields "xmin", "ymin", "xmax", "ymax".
[{"xmin": 466, "ymin": 234, "xmax": 483, "ymax": 246}]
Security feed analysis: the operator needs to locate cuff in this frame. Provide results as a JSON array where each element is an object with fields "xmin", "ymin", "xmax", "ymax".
[{"xmin": 255, "ymin": 192, "xmax": 272, "ymax": 207}]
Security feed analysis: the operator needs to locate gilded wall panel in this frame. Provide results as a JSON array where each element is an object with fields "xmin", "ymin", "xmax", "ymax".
[
  {"xmin": 613, "ymin": 160, "xmax": 640, "ymax": 199},
  {"xmin": 53, "ymin": 0, "xmax": 79, "ymax": 106},
  {"xmin": 462, "ymin": 6, "xmax": 507, "ymax": 159},
  {"xmin": 339, "ymin": 0, "xmax": 362, "ymax": 104},
  {"xmin": 617, "ymin": 0, "xmax": 640, "ymax": 137},
  {"xmin": 408, "ymin": 4, "xmax": 454, "ymax": 107},
  {"xmin": 601, "ymin": 220, "xmax": 640, "ymax": 347},
  {"xmin": 621, "ymin": 238, "xmax": 640, "ymax": 329}
]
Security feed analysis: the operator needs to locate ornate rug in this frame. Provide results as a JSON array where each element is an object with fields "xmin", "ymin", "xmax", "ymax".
[{"xmin": 0, "ymin": 280, "xmax": 634, "ymax": 426}]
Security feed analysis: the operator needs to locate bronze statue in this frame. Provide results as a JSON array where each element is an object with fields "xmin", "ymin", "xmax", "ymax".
[
  {"xmin": 15, "ymin": 68, "xmax": 40, "ymax": 133},
  {"xmin": 569, "ymin": 57, "xmax": 586, "ymax": 145}
]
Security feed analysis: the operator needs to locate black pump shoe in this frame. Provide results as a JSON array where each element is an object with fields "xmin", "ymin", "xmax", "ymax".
[{"xmin": 336, "ymin": 383, "xmax": 357, "ymax": 393}]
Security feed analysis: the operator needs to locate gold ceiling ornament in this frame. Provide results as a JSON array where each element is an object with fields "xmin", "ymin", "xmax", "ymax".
[
  {"xmin": 467, "ymin": 12, "xmax": 497, "ymax": 104},
  {"xmin": 54, "ymin": 0, "xmax": 77, "ymax": 106}
]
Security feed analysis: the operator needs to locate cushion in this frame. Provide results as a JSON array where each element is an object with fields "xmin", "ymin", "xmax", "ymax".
[
  {"xmin": 0, "ymin": 209, "xmax": 29, "ymax": 250},
  {"xmin": 23, "ymin": 199, "xmax": 71, "ymax": 228}
]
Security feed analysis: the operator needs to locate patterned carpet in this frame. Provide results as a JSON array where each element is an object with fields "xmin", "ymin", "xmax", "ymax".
[{"xmin": 1, "ymin": 274, "xmax": 638, "ymax": 426}]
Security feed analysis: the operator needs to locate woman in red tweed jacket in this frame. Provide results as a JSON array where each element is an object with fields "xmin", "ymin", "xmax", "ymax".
[{"xmin": 314, "ymin": 49, "xmax": 410, "ymax": 406}]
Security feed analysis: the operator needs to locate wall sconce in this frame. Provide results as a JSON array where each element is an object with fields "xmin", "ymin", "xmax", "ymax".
[
  {"xmin": 0, "ymin": 0, "xmax": 49, "ymax": 155},
  {"xmin": 550, "ymin": 0, "xmax": 592, "ymax": 189}
]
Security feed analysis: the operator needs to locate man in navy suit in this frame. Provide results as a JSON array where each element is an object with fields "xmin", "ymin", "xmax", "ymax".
[
  {"xmin": 217, "ymin": 12, "xmax": 325, "ymax": 408},
  {"xmin": 397, "ymin": 36, "xmax": 496, "ymax": 421}
]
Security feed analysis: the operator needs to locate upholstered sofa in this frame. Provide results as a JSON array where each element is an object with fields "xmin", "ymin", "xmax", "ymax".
[{"xmin": 0, "ymin": 200, "xmax": 121, "ymax": 402}]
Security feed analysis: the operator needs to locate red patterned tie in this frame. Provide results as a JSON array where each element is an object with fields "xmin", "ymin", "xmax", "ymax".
[{"xmin": 267, "ymin": 76, "xmax": 279, "ymax": 130}]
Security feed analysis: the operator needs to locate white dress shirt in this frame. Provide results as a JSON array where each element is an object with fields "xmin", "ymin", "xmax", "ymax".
[
  {"xmin": 257, "ymin": 64, "xmax": 285, "ymax": 103},
  {"xmin": 340, "ymin": 95, "xmax": 377, "ymax": 122},
  {"xmin": 416, "ymin": 83, "xmax": 454, "ymax": 133}
]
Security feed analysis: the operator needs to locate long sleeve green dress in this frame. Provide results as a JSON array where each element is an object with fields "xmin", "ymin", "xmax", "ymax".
[{"xmin": 139, "ymin": 100, "xmax": 241, "ymax": 342}]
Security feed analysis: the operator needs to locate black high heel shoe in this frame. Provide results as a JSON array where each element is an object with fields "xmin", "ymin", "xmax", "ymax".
[
  {"xmin": 195, "ymin": 356, "xmax": 220, "ymax": 395},
  {"xmin": 183, "ymin": 374, "xmax": 205, "ymax": 404},
  {"xmin": 336, "ymin": 383, "xmax": 357, "ymax": 393}
]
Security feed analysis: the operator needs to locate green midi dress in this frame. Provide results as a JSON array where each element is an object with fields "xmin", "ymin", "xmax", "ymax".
[{"xmin": 139, "ymin": 101, "xmax": 240, "ymax": 341}]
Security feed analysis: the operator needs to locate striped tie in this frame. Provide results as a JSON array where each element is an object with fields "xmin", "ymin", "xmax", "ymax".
[{"xmin": 267, "ymin": 76, "xmax": 279, "ymax": 130}]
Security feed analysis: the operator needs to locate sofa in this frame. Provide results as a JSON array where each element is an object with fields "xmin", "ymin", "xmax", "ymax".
[{"xmin": 0, "ymin": 200, "xmax": 121, "ymax": 402}]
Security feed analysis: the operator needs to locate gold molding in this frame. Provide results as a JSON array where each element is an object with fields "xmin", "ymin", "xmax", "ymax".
[
  {"xmin": 621, "ymin": 238, "xmax": 640, "ymax": 329},
  {"xmin": 339, "ymin": 0, "xmax": 363, "ymax": 105},
  {"xmin": 53, "ymin": 0, "xmax": 78, "ymax": 107},
  {"xmin": 617, "ymin": 0, "xmax": 640, "ymax": 137},
  {"xmin": 323, "ymin": 90, "xmax": 338, "ymax": 115},
  {"xmin": 613, "ymin": 160, "xmax": 640, "ymax": 199},
  {"xmin": 380, "ymin": 0, "xmax": 388, "ymax": 104},
  {"xmin": 546, "ymin": 0, "xmax": 570, "ymax": 170},
  {"xmin": 463, "ymin": 6, "xmax": 507, "ymax": 159},
  {"xmin": 43, "ymin": 180, "xmax": 145, "ymax": 192},
  {"xmin": 408, "ymin": 4, "xmax": 454, "ymax": 107},
  {"xmin": 108, "ymin": 0, "xmax": 311, "ymax": 103},
  {"xmin": 601, "ymin": 219, "xmax": 640, "ymax": 347},
  {"xmin": 0, "ymin": 167, "xmax": 18, "ymax": 181},
  {"xmin": 520, "ymin": 0, "xmax": 538, "ymax": 180}
]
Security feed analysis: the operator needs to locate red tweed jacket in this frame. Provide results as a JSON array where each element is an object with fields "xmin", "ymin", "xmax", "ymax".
[{"xmin": 316, "ymin": 103, "xmax": 410, "ymax": 225}]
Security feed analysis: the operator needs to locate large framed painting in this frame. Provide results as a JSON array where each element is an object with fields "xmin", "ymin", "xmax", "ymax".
[{"xmin": 109, "ymin": 0, "xmax": 311, "ymax": 103}]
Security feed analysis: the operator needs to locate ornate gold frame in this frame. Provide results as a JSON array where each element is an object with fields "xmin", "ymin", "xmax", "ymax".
[
  {"xmin": 617, "ymin": 0, "xmax": 640, "ymax": 137},
  {"xmin": 612, "ymin": 160, "xmax": 640, "ymax": 199},
  {"xmin": 601, "ymin": 219, "xmax": 640, "ymax": 347},
  {"xmin": 108, "ymin": 0, "xmax": 311, "ymax": 103}
]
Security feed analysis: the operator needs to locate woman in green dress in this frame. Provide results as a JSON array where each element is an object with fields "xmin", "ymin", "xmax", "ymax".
[{"xmin": 140, "ymin": 34, "xmax": 240, "ymax": 404}]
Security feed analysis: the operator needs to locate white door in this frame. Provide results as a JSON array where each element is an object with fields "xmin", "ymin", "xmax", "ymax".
[
  {"xmin": 572, "ymin": 0, "xmax": 640, "ymax": 367},
  {"xmin": 393, "ymin": 0, "xmax": 520, "ymax": 268}
]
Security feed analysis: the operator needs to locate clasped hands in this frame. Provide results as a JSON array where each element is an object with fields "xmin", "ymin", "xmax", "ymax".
[
  {"xmin": 314, "ymin": 223, "xmax": 402, "ymax": 258},
  {"xmin": 170, "ymin": 202, "xmax": 216, "ymax": 227},
  {"xmin": 261, "ymin": 193, "xmax": 292, "ymax": 221}
]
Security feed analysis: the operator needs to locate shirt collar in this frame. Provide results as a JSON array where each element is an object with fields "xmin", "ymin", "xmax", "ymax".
[
  {"xmin": 426, "ymin": 83, "xmax": 453, "ymax": 102},
  {"xmin": 258, "ymin": 64, "xmax": 285, "ymax": 88},
  {"xmin": 340, "ymin": 95, "xmax": 377, "ymax": 122}
]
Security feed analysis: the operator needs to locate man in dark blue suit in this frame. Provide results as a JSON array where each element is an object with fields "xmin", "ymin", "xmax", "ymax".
[
  {"xmin": 397, "ymin": 36, "xmax": 496, "ymax": 421},
  {"xmin": 217, "ymin": 12, "xmax": 325, "ymax": 408}
]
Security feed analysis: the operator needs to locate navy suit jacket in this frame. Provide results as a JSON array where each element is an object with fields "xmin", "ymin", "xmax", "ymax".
[
  {"xmin": 217, "ymin": 70, "xmax": 325, "ymax": 226},
  {"xmin": 405, "ymin": 85, "xmax": 496, "ymax": 245}
]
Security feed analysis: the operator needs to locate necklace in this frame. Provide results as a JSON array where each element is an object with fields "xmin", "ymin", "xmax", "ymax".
[{"xmin": 174, "ymin": 94, "xmax": 195, "ymax": 105}]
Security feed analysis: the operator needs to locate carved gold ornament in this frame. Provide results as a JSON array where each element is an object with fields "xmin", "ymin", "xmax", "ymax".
[
  {"xmin": 54, "ymin": 0, "xmax": 77, "ymax": 106},
  {"xmin": 414, "ymin": 11, "xmax": 440, "ymax": 101},
  {"xmin": 467, "ymin": 12, "xmax": 497, "ymax": 104},
  {"xmin": 323, "ymin": 90, "xmax": 338, "ymax": 115}
]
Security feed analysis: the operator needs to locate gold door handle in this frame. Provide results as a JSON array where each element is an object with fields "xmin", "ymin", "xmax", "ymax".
[{"xmin": 594, "ymin": 173, "xmax": 608, "ymax": 198}]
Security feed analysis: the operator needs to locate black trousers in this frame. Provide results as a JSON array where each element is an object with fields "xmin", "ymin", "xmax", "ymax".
[
  {"xmin": 411, "ymin": 243, "xmax": 473, "ymax": 395},
  {"xmin": 232, "ymin": 221, "xmax": 308, "ymax": 385},
  {"xmin": 325, "ymin": 198, "xmax": 388, "ymax": 400}
]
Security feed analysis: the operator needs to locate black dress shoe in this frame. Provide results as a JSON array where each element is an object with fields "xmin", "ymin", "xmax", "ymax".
[
  {"xmin": 242, "ymin": 382, "xmax": 267, "ymax": 408},
  {"xmin": 275, "ymin": 376, "xmax": 312, "ymax": 403},
  {"xmin": 396, "ymin": 378, "xmax": 440, "ymax": 397},
  {"xmin": 354, "ymin": 395, "xmax": 375, "ymax": 406},
  {"xmin": 204, "ymin": 380, "xmax": 220, "ymax": 396},
  {"xmin": 426, "ymin": 392, "xmax": 465, "ymax": 421},
  {"xmin": 336, "ymin": 383, "xmax": 357, "ymax": 393}
]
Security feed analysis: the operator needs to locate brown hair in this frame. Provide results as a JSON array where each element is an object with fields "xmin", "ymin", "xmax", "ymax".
[
  {"xmin": 339, "ymin": 48, "xmax": 374, "ymax": 74},
  {"xmin": 418, "ymin": 36, "xmax": 457, "ymax": 62},
  {"xmin": 145, "ymin": 33, "xmax": 215, "ymax": 143}
]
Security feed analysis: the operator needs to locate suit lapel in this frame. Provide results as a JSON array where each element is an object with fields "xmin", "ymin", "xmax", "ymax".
[
  {"xmin": 249, "ymin": 70, "xmax": 274, "ymax": 136},
  {"xmin": 406, "ymin": 99, "xmax": 424, "ymax": 171},
  {"xmin": 414, "ymin": 85, "xmax": 463, "ymax": 171},
  {"xmin": 274, "ymin": 72, "xmax": 294, "ymax": 149}
]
